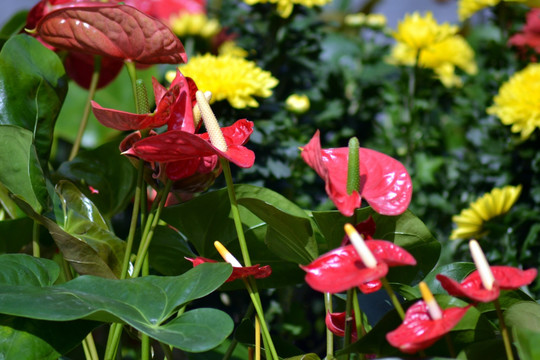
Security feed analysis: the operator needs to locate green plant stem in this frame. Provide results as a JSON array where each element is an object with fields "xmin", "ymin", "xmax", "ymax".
[
  {"xmin": 85, "ymin": 333, "xmax": 100, "ymax": 360},
  {"xmin": 32, "ymin": 221, "xmax": 40, "ymax": 257},
  {"xmin": 344, "ymin": 288, "xmax": 354, "ymax": 356},
  {"xmin": 141, "ymin": 255, "xmax": 150, "ymax": 360},
  {"xmin": 494, "ymin": 298, "xmax": 514, "ymax": 360},
  {"xmin": 352, "ymin": 289, "xmax": 367, "ymax": 360},
  {"xmin": 132, "ymin": 180, "xmax": 173, "ymax": 278},
  {"xmin": 381, "ymin": 277, "xmax": 405, "ymax": 320},
  {"xmin": 69, "ymin": 56, "xmax": 101, "ymax": 161},
  {"xmin": 159, "ymin": 342, "xmax": 174, "ymax": 360},
  {"xmin": 125, "ymin": 61, "xmax": 140, "ymax": 114},
  {"xmin": 324, "ymin": 292, "xmax": 334, "ymax": 358}
]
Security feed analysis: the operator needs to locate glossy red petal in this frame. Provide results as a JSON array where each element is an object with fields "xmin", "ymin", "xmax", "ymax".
[
  {"xmin": 358, "ymin": 279, "xmax": 382, "ymax": 293},
  {"xmin": 64, "ymin": 52, "xmax": 123, "ymax": 89},
  {"xmin": 341, "ymin": 216, "xmax": 377, "ymax": 246},
  {"xmin": 436, "ymin": 273, "xmax": 499, "ymax": 303},
  {"xmin": 386, "ymin": 301, "xmax": 470, "ymax": 354},
  {"xmin": 186, "ymin": 257, "xmax": 272, "ymax": 282},
  {"xmin": 326, "ymin": 311, "xmax": 358, "ymax": 341},
  {"xmin": 125, "ymin": 0, "xmax": 206, "ymax": 21},
  {"xmin": 37, "ymin": 4, "xmax": 187, "ymax": 64},
  {"xmin": 91, "ymin": 101, "xmax": 166, "ymax": 131},
  {"xmin": 301, "ymin": 131, "xmax": 412, "ymax": 216},
  {"xmin": 366, "ymin": 240, "xmax": 417, "ymax": 267},
  {"xmin": 300, "ymin": 245, "xmax": 389, "ymax": 293},
  {"xmin": 491, "ymin": 266, "xmax": 537, "ymax": 289}
]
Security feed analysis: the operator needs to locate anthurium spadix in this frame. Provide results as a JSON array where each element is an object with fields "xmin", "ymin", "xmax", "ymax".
[{"xmin": 301, "ymin": 130, "xmax": 412, "ymax": 216}]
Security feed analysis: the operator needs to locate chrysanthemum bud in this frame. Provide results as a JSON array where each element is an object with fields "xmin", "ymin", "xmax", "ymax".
[
  {"xmin": 214, "ymin": 241, "xmax": 242, "ymax": 267},
  {"xmin": 469, "ymin": 239, "xmax": 495, "ymax": 291},
  {"xmin": 196, "ymin": 90, "xmax": 228, "ymax": 152},
  {"xmin": 419, "ymin": 281, "xmax": 442, "ymax": 320},
  {"xmin": 344, "ymin": 223, "xmax": 377, "ymax": 268}
]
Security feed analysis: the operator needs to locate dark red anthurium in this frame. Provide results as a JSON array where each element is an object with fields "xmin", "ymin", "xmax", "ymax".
[
  {"xmin": 300, "ymin": 240, "xmax": 416, "ymax": 294},
  {"xmin": 326, "ymin": 311, "xmax": 358, "ymax": 342},
  {"xmin": 386, "ymin": 300, "xmax": 470, "ymax": 354},
  {"xmin": 35, "ymin": 4, "xmax": 187, "ymax": 64},
  {"xmin": 301, "ymin": 130, "xmax": 412, "ymax": 217},
  {"xmin": 186, "ymin": 257, "xmax": 272, "ymax": 282},
  {"xmin": 92, "ymin": 70, "xmax": 196, "ymax": 132},
  {"xmin": 436, "ymin": 266, "xmax": 537, "ymax": 303},
  {"xmin": 124, "ymin": 119, "xmax": 256, "ymax": 168}
]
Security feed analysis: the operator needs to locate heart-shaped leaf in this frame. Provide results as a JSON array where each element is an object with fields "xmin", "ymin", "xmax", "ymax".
[{"xmin": 36, "ymin": 5, "xmax": 187, "ymax": 64}]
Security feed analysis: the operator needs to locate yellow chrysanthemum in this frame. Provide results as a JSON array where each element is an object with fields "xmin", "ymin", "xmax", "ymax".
[
  {"xmin": 458, "ymin": 0, "xmax": 540, "ymax": 21},
  {"xmin": 169, "ymin": 54, "xmax": 278, "ymax": 109},
  {"xmin": 388, "ymin": 18, "xmax": 477, "ymax": 88},
  {"xmin": 450, "ymin": 185, "xmax": 522, "ymax": 240},
  {"xmin": 285, "ymin": 94, "xmax": 310, "ymax": 114},
  {"xmin": 244, "ymin": 0, "xmax": 332, "ymax": 18},
  {"xmin": 344, "ymin": 13, "xmax": 387, "ymax": 28},
  {"xmin": 393, "ymin": 12, "xmax": 458, "ymax": 51},
  {"xmin": 218, "ymin": 41, "xmax": 249, "ymax": 58},
  {"xmin": 487, "ymin": 63, "xmax": 540, "ymax": 139},
  {"xmin": 169, "ymin": 13, "xmax": 221, "ymax": 39}
]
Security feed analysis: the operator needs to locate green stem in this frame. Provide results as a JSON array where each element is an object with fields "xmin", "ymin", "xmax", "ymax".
[
  {"xmin": 344, "ymin": 288, "xmax": 354, "ymax": 354},
  {"xmin": 125, "ymin": 61, "xmax": 140, "ymax": 114},
  {"xmin": 84, "ymin": 333, "xmax": 100, "ymax": 360},
  {"xmin": 69, "ymin": 56, "xmax": 101, "ymax": 161},
  {"xmin": 494, "ymin": 298, "xmax": 514, "ymax": 360},
  {"xmin": 32, "ymin": 221, "xmax": 40, "ymax": 257},
  {"xmin": 324, "ymin": 292, "xmax": 334, "ymax": 358},
  {"xmin": 352, "ymin": 289, "xmax": 366, "ymax": 360},
  {"xmin": 132, "ymin": 180, "xmax": 173, "ymax": 278},
  {"xmin": 381, "ymin": 277, "xmax": 405, "ymax": 320},
  {"xmin": 159, "ymin": 342, "xmax": 174, "ymax": 360}
]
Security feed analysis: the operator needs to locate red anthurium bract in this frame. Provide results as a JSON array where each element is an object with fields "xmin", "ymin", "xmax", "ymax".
[
  {"xmin": 326, "ymin": 311, "xmax": 359, "ymax": 342},
  {"xmin": 436, "ymin": 266, "xmax": 537, "ymax": 303},
  {"xmin": 300, "ymin": 240, "xmax": 416, "ymax": 294},
  {"xmin": 386, "ymin": 300, "xmax": 470, "ymax": 354},
  {"xmin": 301, "ymin": 131, "xmax": 412, "ymax": 217},
  {"xmin": 125, "ymin": 0, "xmax": 206, "ymax": 24},
  {"xmin": 186, "ymin": 257, "xmax": 272, "ymax": 282},
  {"xmin": 509, "ymin": 8, "xmax": 540, "ymax": 59},
  {"xmin": 125, "ymin": 119, "xmax": 256, "ymax": 168}
]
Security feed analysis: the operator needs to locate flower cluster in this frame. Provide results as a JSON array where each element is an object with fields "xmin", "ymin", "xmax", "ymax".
[
  {"xmin": 458, "ymin": 0, "xmax": 540, "ymax": 21},
  {"xmin": 243, "ymin": 0, "xmax": 332, "ymax": 18}
]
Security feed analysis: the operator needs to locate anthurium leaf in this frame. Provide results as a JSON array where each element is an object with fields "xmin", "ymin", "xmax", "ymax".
[
  {"xmin": 0, "ymin": 257, "xmax": 233, "ymax": 352},
  {"xmin": 149, "ymin": 225, "xmax": 196, "ymax": 276},
  {"xmin": 424, "ymin": 262, "xmax": 476, "ymax": 295},
  {"xmin": 54, "ymin": 139, "xmax": 137, "ymax": 219},
  {"xmin": 37, "ymin": 5, "xmax": 186, "ymax": 64},
  {"xmin": 0, "ymin": 10, "xmax": 29, "ymax": 48},
  {"xmin": 513, "ymin": 326, "xmax": 540, "ymax": 360},
  {"xmin": 505, "ymin": 302, "xmax": 540, "ymax": 332},
  {"xmin": 284, "ymin": 354, "xmax": 321, "ymax": 360},
  {"xmin": 10, "ymin": 194, "xmax": 118, "ymax": 278},
  {"xmin": 0, "ymin": 125, "xmax": 48, "ymax": 213},
  {"xmin": 235, "ymin": 184, "xmax": 317, "ymax": 264},
  {"xmin": 457, "ymin": 338, "xmax": 507, "ymax": 360},
  {"xmin": 0, "ymin": 34, "xmax": 67, "ymax": 165},
  {"xmin": 56, "ymin": 180, "xmax": 126, "ymax": 277},
  {"xmin": 0, "ymin": 316, "xmax": 98, "ymax": 360},
  {"xmin": 312, "ymin": 208, "xmax": 440, "ymax": 285},
  {"xmin": 0, "ymin": 254, "xmax": 59, "ymax": 287}
]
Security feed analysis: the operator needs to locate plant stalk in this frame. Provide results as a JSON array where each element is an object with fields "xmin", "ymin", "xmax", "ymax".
[
  {"xmin": 381, "ymin": 277, "xmax": 405, "ymax": 320},
  {"xmin": 494, "ymin": 298, "xmax": 514, "ymax": 360},
  {"xmin": 32, "ymin": 221, "xmax": 40, "ymax": 257},
  {"xmin": 324, "ymin": 292, "xmax": 334, "ymax": 358}
]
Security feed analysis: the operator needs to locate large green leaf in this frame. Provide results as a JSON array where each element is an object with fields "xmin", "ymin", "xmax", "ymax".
[
  {"xmin": 54, "ymin": 139, "xmax": 137, "ymax": 219},
  {"xmin": 0, "ymin": 11, "xmax": 29, "ymax": 48},
  {"xmin": 0, "ymin": 125, "xmax": 48, "ymax": 213},
  {"xmin": 235, "ymin": 185, "xmax": 318, "ymax": 264},
  {"xmin": 0, "ymin": 255, "xmax": 233, "ymax": 352},
  {"xmin": 312, "ymin": 208, "xmax": 441, "ymax": 285},
  {"xmin": 513, "ymin": 326, "xmax": 540, "ymax": 360},
  {"xmin": 0, "ymin": 34, "xmax": 67, "ymax": 165}
]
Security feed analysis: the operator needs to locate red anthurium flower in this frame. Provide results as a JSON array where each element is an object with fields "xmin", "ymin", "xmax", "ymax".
[
  {"xmin": 386, "ymin": 300, "xmax": 470, "ymax": 354},
  {"xmin": 186, "ymin": 257, "xmax": 272, "ymax": 282},
  {"xmin": 326, "ymin": 311, "xmax": 359, "ymax": 342},
  {"xmin": 124, "ymin": 119, "xmax": 255, "ymax": 168},
  {"xmin": 125, "ymin": 0, "xmax": 207, "ymax": 24},
  {"xmin": 35, "ymin": 4, "xmax": 187, "ymax": 64},
  {"xmin": 92, "ymin": 70, "xmax": 197, "ymax": 131},
  {"xmin": 301, "ymin": 131, "xmax": 412, "ymax": 217},
  {"xmin": 509, "ymin": 8, "xmax": 540, "ymax": 59},
  {"xmin": 436, "ymin": 266, "xmax": 537, "ymax": 303},
  {"xmin": 300, "ymin": 240, "xmax": 416, "ymax": 294}
]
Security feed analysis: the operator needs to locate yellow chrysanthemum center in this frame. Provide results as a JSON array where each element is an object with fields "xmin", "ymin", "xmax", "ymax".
[
  {"xmin": 285, "ymin": 94, "xmax": 310, "ymax": 114},
  {"xmin": 487, "ymin": 63, "xmax": 540, "ymax": 139},
  {"xmin": 244, "ymin": 0, "xmax": 332, "ymax": 18},
  {"xmin": 458, "ymin": 0, "xmax": 540, "ymax": 22},
  {"xmin": 450, "ymin": 185, "xmax": 522, "ymax": 240},
  {"xmin": 169, "ymin": 54, "xmax": 278, "ymax": 109},
  {"xmin": 388, "ymin": 12, "xmax": 477, "ymax": 88},
  {"xmin": 169, "ymin": 13, "xmax": 221, "ymax": 39}
]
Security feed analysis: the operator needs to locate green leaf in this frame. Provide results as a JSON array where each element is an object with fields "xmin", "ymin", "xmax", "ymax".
[
  {"xmin": 0, "ymin": 217, "xmax": 35, "ymax": 253},
  {"xmin": 235, "ymin": 184, "xmax": 317, "ymax": 264},
  {"xmin": 0, "ymin": 125, "xmax": 48, "ymax": 213},
  {"xmin": 0, "ymin": 254, "xmax": 59, "ymax": 287},
  {"xmin": 312, "ymin": 208, "xmax": 441, "ymax": 285},
  {"xmin": 149, "ymin": 225, "xmax": 196, "ymax": 276},
  {"xmin": 0, "ymin": 34, "xmax": 67, "ymax": 165},
  {"xmin": 0, "ymin": 11, "xmax": 29, "ymax": 48},
  {"xmin": 513, "ymin": 326, "xmax": 540, "ymax": 360},
  {"xmin": 423, "ymin": 262, "xmax": 476, "ymax": 295},
  {"xmin": 54, "ymin": 138, "xmax": 137, "ymax": 219},
  {"xmin": 0, "ymin": 255, "xmax": 233, "ymax": 352},
  {"xmin": 505, "ymin": 302, "xmax": 540, "ymax": 332},
  {"xmin": 284, "ymin": 354, "xmax": 321, "ymax": 360}
]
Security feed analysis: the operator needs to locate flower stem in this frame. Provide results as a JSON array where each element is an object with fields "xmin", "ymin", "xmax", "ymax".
[
  {"xmin": 494, "ymin": 298, "xmax": 515, "ymax": 360},
  {"xmin": 324, "ymin": 292, "xmax": 334, "ymax": 358},
  {"xmin": 125, "ymin": 61, "xmax": 140, "ymax": 114},
  {"xmin": 32, "ymin": 221, "xmax": 40, "ymax": 257},
  {"xmin": 381, "ymin": 277, "xmax": 405, "ymax": 320},
  {"xmin": 344, "ymin": 288, "xmax": 354, "ymax": 355},
  {"xmin": 69, "ymin": 56, "xmax": 101, "ymax": 161}
]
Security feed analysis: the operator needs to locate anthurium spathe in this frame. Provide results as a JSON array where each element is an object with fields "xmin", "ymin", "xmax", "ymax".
[
  {"xmin": 436, "ymin": 266, "xmax": 537, "ymax": 303},
  {"xmin": 300, "ymin": 227, "xmax": 416, "ymax": 294},
  {"xmin": 125, "ymin": 119, "xmax": 255, "ymax": 168},
  {"xmin": 125, "ymin": 0, "xmax": 207, "ymax": 25},
  {"xmin": 92, "ymin": 70, "xmax": 197, "ymax": 131},
  {"xmin": 34, "ymin": 3, "xmax": 187, "ymax": 64},
  {"xmin": 186, "ymin": 257, "xmax": 272, "ymax": 282},
  {"xmin": 386, "ymin": 282, "xmax": 470, "ymax": 354},
  {"xmin": 326, "ymin": 311, "xmax": 359, "ymax": 342},
  {"xmin": 301, "ymin": 130, "xmax": 412, "ymax": 216}
]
